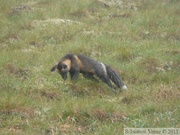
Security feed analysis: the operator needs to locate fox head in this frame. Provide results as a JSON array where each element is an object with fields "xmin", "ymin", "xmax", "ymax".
[
  {"xmin": 51, "ymin": 63, "xmax": 68, "ymax": 80},
  {"xmin": 51, "ymin": 59, "xmax": 71, "ymax": 80}
]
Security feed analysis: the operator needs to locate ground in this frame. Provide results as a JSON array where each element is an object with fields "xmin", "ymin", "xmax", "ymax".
[{"xmin": 0, "ymin": 0, "xmax": 180, "ymax": 134}]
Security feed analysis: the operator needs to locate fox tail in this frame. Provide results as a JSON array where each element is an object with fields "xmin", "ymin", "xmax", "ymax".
[{"xmin": 106, "ymin": 65, "xmax": 127, "ymax": 90}]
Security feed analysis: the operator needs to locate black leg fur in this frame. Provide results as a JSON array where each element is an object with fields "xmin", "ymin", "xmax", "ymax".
[
  {"xmin": 96, "ymin": 73, "xmax": 116, "ymax": 91},
  {"xmin": 60, "ymin": 72, "xmax": 68, "ymax": 80},
  {"xmin": 70, "ymin": 71, "xmax": 79, "ymax": 80}
]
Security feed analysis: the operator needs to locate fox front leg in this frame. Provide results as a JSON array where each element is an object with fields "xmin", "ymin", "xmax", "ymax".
[
  {"xmin": 70, "ymin": 71, "xmax": 79, "ymax": 80},
  {"xmin": 60, "ymin": 72, "xmax": 68, "ymax": 80}
]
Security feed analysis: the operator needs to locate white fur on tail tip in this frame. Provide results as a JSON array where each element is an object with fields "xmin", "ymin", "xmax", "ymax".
[{"xmin": 121, "ymin": 85, "xmax": 128, "ymax": 90}]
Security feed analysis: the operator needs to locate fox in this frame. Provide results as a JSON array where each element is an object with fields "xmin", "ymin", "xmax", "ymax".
[{"xmin": 51, "ymin": 54, "xmax": 127, "ymax": 93}]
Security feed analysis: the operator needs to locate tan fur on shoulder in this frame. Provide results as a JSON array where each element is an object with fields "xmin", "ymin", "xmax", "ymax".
[{"xmin": 74, "ymin": 55, "xmax": 83, "ymax": 69}]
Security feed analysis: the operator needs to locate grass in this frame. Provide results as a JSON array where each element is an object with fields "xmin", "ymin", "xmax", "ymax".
[{"xmin": 0, "ymin": 0, "xmax": 180, "ymax": 134}]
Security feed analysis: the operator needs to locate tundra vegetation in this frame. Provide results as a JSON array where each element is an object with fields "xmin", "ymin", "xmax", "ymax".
[{"xmin": 0, "ymin": 0, "xmax": 179, "ymax": 134}]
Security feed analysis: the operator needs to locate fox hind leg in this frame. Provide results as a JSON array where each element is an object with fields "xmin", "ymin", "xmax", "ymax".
[
  {"xmin": 94, "ymin": 64, "xmax": 117, "ymax": 93},
  {"xmin": 96, "ymin": 74, "xmax": 116, "ymax": 93},
  {"xmin": 101, "ymin": 77, "xmax": 113, "ymax": 88},
  {"xmin": 101, "ymin": 77, "xmax": 117, "ymax": 94}
]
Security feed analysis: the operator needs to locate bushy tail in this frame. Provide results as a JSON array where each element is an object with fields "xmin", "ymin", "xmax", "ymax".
[{"xmin": 106, "ymin": 65, "xmax": 127, "ymax": 90}]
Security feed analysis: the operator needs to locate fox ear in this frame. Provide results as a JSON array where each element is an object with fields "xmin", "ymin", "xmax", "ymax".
[{"xmin": 51, "ymin": 64, "xmax": 57, "ymax": 72}]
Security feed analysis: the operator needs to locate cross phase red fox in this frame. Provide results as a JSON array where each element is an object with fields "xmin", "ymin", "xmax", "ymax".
[{"xmin": 51, "ymin": 54, "xmax": 127, "ymax": 93}]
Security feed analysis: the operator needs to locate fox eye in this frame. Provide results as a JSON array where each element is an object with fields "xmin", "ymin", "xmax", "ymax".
[{"xmin": 62, "ymin": 64, "xmax": 67, "ymax": 69}]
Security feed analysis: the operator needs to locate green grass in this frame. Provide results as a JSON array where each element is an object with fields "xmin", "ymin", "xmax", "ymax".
[{"xmin": 0, "ymin": 0, "xmax": 180, "ymax": 134}]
